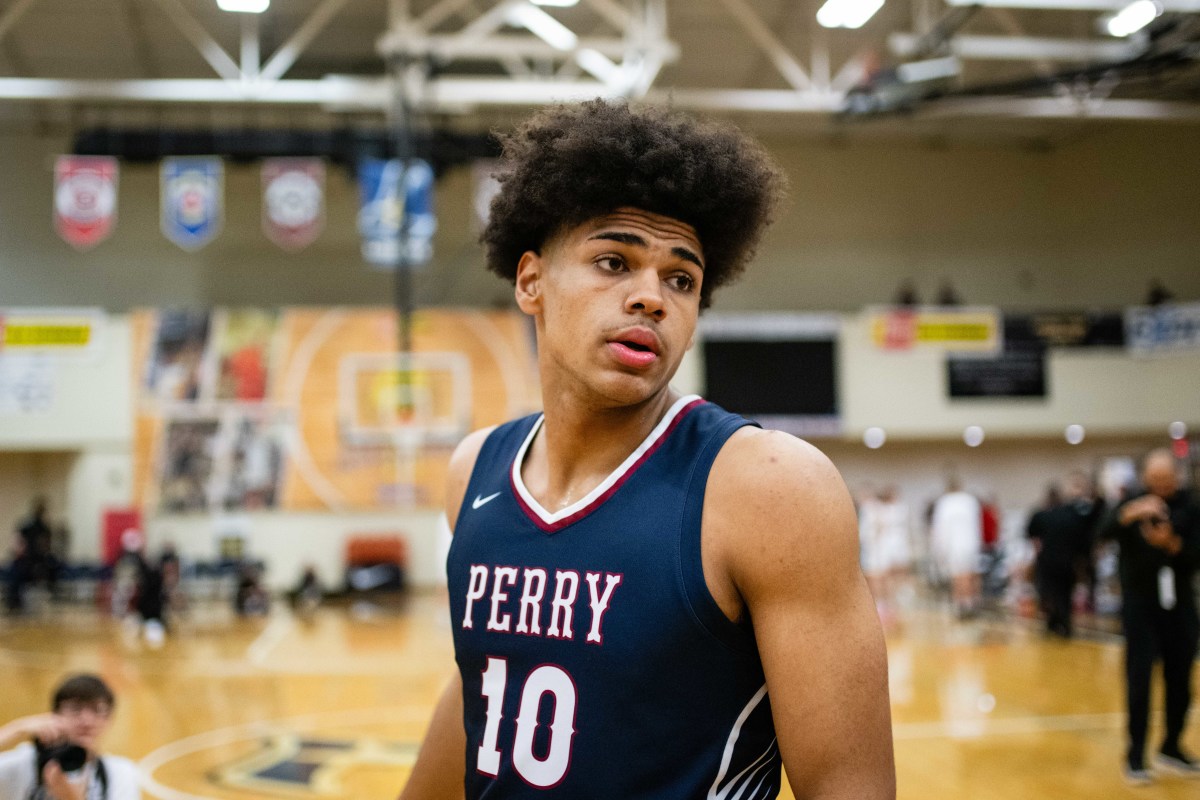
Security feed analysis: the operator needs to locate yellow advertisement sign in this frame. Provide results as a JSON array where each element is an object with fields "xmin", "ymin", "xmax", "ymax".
[
  {"xmin": 0, "ymin": 308, "xmax": 104, "ymax": 357},
  {"xmin": 869, "ymin": 307, "xmax": 1001, "ymax": 353}
]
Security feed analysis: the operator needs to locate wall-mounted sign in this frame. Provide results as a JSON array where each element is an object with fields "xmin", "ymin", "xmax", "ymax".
[
  {"xmin": 0, "ymin": 307, "xmax": 105, "ymax": 359},
  {"xmin": 868, "ymin": 306, "xmax": 1001, "ymax": 354}
]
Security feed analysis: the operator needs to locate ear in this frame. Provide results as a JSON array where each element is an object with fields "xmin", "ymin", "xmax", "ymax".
[{"xmin": 514, "ymin": 250, "xmax": 543, "ymax": 315}]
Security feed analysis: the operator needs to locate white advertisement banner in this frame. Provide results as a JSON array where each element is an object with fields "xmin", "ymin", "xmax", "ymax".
[{"xmin": 1125, "ymin": 302, "xmax": 1200, "ymax": 354}]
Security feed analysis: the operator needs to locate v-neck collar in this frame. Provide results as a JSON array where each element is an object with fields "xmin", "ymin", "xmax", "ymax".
[{"xmin": 510, "ymin": 394, "xmax": 705, "ymax": 533}]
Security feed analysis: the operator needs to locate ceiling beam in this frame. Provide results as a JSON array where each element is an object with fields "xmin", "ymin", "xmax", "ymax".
[
  {"xmin": 944, "ymin": 0, "xmax": 1200, "ymax": 10},
  {"xmin": 119, "ymin": 0, "xmax": 161, "ymax": 78},
  {"xmin": 150, "ymin": 0, "xmax": 241, "ymax": 81},
  {"xmin": 919, "ymin": 95, "xmax": 1200, "ymax": 120},
  {"xmin": 582, "ymin": 0, "xmax": 633, "ymax": 32},
  {"xmin": 889, "ymin": 32, "xmax": 1144, "ymax": 61},
  {"xmin": 1, "ymin": 74, "xmax": 1197, "ymax": 122},
  {"xmin": 0, "ymin": 76, "xmax": 843, "ymax": 113},
  {"xmin": 714, "ymin": 0, "xmax": 812, "ymax": 91},
  {"xmin": 240, "ymin": 12, "xmax": 260, "ymax": 81},
  {"xmin": 260, "ymin": 0, "xmax": 353, "ymax": 82},
  {"xmin": 0, "ymin": 76, "xmax": 388, "ymax": 106},
  {"xmin": 380, "ymin": 33, "xmax": 676, "ymax": 61}
]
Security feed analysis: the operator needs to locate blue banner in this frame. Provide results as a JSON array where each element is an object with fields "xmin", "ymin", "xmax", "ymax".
[
  {"xmin": 161, "ymin": 157, "xmax": 223, "ymax": 252},
  {"xmin": 357, "ymin": 158, "xmax": 436, "ymax": 269},
  {"xmin": 1126, "ymin": 302, "xmax": 1200, "ymax": 354}
]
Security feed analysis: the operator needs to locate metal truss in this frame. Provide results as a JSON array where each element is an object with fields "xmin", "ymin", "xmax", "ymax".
[{"xmin": 0, "ymin": 0, "xmax": 1198, "ymax": 123}]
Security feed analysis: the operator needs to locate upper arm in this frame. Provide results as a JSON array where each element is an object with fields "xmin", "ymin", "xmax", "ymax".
[
  {"xmin": 444, "ymin": 426, "xmax": 497, "ymax": 531},
  {"xmin": 706, "ymin": 429, "xmax": 895, "ymax": 800}
]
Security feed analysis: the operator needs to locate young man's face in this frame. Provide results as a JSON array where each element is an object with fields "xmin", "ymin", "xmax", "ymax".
[
  {"xmin": 55, "ymin": 699, "xmax": 112, "ymax": 753},
  {"xmin": 515, "ymin": 208, "xmax": 705, "ymax": 408}
]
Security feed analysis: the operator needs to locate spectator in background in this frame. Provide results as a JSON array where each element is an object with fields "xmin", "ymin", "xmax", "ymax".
[
  {"xmin": 1100, "ymin": 449, "xmax": 1200, "ymax": 784},
  {"xmin": 235, "ymin": 564, "xmax": 270, "ymax": 616},
  {"xmin": 931, "ymin": 477, "xmax": 983, "ymax": 618},
  {"xmin": 1027, "ymin": 473, "xmax": 1102, "ymax": 638},
  {"xmin": 288, "ymin": 564, "xmax": 323, "ymax": 616},
  {"xmin": 4, "ymin": 498, "xmax": 60, "ymax": 614},
  {"xmin": 935, "ymin": 279, "xmax": 962, "ymax": 306},
  {"xmin": 108, "ymin": 530, "xmax": 145, "ymax": 620},
  {"xmin": 980, "ymin": 496, "xmax": 1001, "ymax": 553},
  {"xmin": 0, "ymin": 674, "xmax": 139, "ymax": 799},
  {"xmin": 860, "ymin": 486, "xmax": 912, "ymax": 628},
  {"xmin": 892, "ymin": 279, "xmax": 919, "ymax": 307},
  {"xmin": 1144, "ymin": 278, "xmax": 1175, "ymax": 307}
]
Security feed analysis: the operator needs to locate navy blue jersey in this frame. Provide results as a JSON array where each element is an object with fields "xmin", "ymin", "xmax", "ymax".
[{"xmin": 447, "ymin": 395, "xmax": 782, "ymax": 799}]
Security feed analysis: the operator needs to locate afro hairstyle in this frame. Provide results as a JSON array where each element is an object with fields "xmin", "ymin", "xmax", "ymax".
[{"xmin": 482, "ymin": 99, "xmax": 786, "ymax": 309}]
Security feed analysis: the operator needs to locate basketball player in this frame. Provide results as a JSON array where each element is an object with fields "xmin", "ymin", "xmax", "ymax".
[{"xmin": 400, "ymin": 100, "xmax": 895, "ymax": 799}]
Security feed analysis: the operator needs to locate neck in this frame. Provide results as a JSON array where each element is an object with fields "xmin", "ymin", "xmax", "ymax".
[{"xmin": 526, "ymin": 384, "xmax": 681, "ymax": 512}]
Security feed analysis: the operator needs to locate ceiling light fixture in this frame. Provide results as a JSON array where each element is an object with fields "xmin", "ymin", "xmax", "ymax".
[
  {"xmin": 217, "ymin": 0, "xmax": 269, "ymax": 12},
  {"xmin": 1104, "ymin": 0, "xmax": 1160, "ymax": 37},
  {"xmin": 816, "ymin": 0, "xmax": 885, "ymax": 30},
  {"xmin": 531, "ymin": 0, "xmax": 580, "ymax": 7}
]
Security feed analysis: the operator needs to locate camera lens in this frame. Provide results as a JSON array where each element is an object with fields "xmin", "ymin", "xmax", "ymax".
[{"xmin": 36, "ymin": 743, "xmax": 88, "ymax": 773}]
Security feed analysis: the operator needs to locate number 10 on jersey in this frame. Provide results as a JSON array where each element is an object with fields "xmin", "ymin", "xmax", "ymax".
[{"xmin": 478, "ymin": 657, "xmax": 578, "ymax": 787}]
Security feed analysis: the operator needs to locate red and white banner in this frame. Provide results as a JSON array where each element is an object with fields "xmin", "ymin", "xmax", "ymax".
[
  {"xmin": 262, "ymin": 158, "xmax": 325, "ymax": 251},
  {"xmin": 54, "ymin": 156, "xmax": 118, "ymax": 251}
]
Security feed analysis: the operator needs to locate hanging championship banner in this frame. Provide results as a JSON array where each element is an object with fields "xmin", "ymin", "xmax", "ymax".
[
  {"xmin": 54, "ymin": 156, "xmax": 118, "ymax": 251},
  {"xmin": 357, "ymin": 158, "xmax": 436, "ymax": 269},
  {"xmin": 262, "ymin": 158, "xmax": 325, "ymax": 251},
  {"xmin": 161, "ymin": 157, "xmax": 223, "ymax": 252}
]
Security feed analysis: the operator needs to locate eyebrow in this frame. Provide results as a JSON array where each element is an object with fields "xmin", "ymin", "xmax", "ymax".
[{"xmin": 588, "ymin": 231, "xmax": 704, "ymax": 271}]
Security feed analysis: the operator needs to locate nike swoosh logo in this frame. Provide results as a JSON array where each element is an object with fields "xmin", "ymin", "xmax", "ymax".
[{"xmin": 472, "ymin": 492, "xmax": 502, "ymax": 510}]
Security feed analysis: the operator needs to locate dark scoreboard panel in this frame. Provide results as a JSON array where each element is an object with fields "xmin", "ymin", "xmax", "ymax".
[{"xmin": 703, "ymin": 339, "xmax": 838, "ymax": 417}]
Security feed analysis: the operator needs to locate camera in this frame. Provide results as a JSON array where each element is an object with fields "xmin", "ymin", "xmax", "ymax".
[{"xmin": 35, "ymin": 741, "xmax": 88, "ymax": 773}]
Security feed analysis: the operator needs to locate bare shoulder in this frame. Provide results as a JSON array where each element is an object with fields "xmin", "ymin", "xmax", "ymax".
[
  {"xmin": 709, "ymin": 426, "xmax": 851, "ymax": 519},
  {"xmin": 706, "ymin": 427, "xmax": 859, "ymax": 599},
  {"xmin": 445, "ymin": 425, "xmax": 498, "ymax": 529}
]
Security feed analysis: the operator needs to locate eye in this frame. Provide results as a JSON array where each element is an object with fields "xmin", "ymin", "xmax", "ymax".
[
  {"xmin": 596, "ymin": 255, "xmax": 626, "ymax": 273},
  {"xmin": 667, "ymin": 273, "xmax": 697, "ymax": 292}
]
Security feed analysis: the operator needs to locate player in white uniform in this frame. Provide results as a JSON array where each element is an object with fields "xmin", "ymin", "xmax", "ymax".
[{"xmin": 930, "ymin": 478, "xmax": 983, "ymax": 617}]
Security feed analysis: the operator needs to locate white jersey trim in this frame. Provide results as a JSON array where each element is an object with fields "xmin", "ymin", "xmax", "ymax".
[
  {"xmin": 707, "ymin": 683, "xmax": 776, "ymax": 800},
  {"xmin": 510, "ymin": 394, "xmax": 702, "ymax": 527}
]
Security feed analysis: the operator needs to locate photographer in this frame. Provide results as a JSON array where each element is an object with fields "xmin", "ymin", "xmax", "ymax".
[
  {"xmin": 0, "ymin": 675, "xmax": 139, "ymax": 799},
  {"xmin": 1101, "ymin": 449, "xmax": 1200, "ymax": 785}
]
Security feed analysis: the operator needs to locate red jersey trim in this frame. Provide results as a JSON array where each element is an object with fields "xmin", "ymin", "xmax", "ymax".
[{"xmin": 510, "ymin": 396, "xmax": 706, "ymax": 534}]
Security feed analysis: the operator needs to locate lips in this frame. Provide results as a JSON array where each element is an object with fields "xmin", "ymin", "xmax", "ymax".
[{"xmin": 607, "ymin": 327, "xmax": 661, "ymax": 369}]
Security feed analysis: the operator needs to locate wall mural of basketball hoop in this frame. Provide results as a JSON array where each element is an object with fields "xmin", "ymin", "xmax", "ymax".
[{"xmin": 131, "ymin": 307, "xmax": 539, "ymax": 515}]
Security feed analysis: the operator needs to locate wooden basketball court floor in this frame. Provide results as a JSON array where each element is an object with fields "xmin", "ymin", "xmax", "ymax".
[{"xmin": 2, "ymin": 593, "xmax": 1197, "ymax": 800}]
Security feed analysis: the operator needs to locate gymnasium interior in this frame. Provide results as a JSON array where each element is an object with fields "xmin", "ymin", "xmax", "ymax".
[{"xmin": 1, "ymin": 1, "xmax": 1199, "ymax": 798}]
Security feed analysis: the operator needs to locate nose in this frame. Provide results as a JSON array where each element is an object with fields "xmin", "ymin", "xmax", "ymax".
[{"xmin": 624, "ymin": 269, "xmax": 665, "ymax": 319}]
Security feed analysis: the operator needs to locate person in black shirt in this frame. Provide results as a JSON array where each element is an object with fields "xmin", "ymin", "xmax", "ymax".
[
  {"xmin": 1027, "ymin": 472, "xmax": 1103, "ymax": 638},
  {"xmin": 1100, "ymin": 449, "xmax": 1200, "ymax": 784},
  {"xmin": 4, "ymin": 498, "xmax": 59, "ymax": 614}
]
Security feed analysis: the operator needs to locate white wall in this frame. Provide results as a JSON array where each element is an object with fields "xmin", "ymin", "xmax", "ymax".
[
  {"xmin": 0, "ymin": 315, "xmax": 132, "ymax": 449},
  {"xmin": 839, "ymin": 313, "xmax": 1200, "ymax": 438},
  {"xmin": 142, "ymin": 510, "xmax": 443, "ymax": 592}
]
